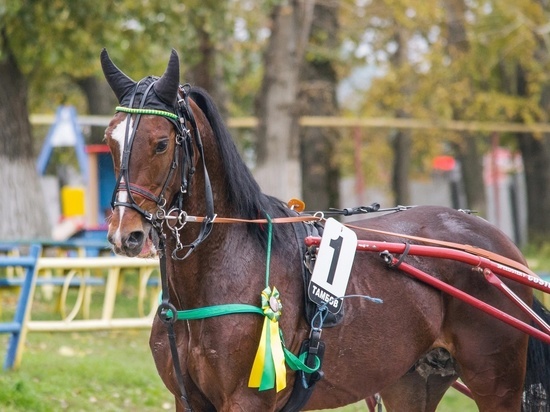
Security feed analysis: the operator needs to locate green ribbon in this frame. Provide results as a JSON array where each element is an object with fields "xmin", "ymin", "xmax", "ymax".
[{"xmin": 157, "ymin": 212, "xmax": 320, "ymax": 391}]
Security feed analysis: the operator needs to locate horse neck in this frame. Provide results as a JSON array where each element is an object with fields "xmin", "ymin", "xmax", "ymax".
[
  {"xmin": 162, "ymin": 103, "xmax": 301, "ymax": 310},
  {"xmin": 163, "ymin": 218, "xmax": 266, "ymax": 310},
  {"xmin": 163, "ymin": 154, "xmax": 264, "ymax": 309}
]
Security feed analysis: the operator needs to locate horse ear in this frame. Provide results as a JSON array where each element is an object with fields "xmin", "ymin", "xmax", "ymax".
[
  {"xmin": 153, "ymin": 49, "xmax": 180, "ymax": 106},
  {"xmin": 100, "ymin": 48, "xmax": 136, "ymax": 103}
]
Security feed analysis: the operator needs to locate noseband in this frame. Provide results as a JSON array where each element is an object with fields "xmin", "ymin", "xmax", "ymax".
[{"xmin": 111, "ymin": 81, "xmax": 215, "ymax": 259}]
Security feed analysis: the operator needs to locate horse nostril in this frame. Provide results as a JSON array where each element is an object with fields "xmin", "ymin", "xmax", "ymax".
[{"xmin": 126, "ymin": 231, "xmax": 144, "ymax": 250}]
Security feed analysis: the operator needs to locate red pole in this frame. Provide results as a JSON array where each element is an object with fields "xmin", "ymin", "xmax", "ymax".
[
  {"xmin": 304, "ymin": 237, "xmax": 550, "ymax": 295},
  {"xmin": 388, "ymin": 256, "xmax": 550, "ymax": 344}
]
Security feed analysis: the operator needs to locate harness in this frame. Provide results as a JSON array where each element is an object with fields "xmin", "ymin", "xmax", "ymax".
[{"xmin": 111, "ymin": 81, "xmax": 324, "ymax": 411}]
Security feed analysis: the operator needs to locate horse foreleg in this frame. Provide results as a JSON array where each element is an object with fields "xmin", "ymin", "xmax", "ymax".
[{"xmin": 150, "ymin": 318, "xmax": 215, "ymax": 411}]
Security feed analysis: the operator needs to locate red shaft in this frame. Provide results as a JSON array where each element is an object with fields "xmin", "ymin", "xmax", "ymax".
[
  {"xmin": 392, "ymin": 257, "xmax": 550, "ymax": 344},
  {"xmin": 304, "ymin": 237, "xmax": 550, "ymax": 294}
]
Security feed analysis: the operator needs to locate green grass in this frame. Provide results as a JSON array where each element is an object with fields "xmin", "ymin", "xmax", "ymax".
[
  {"xmin": 0, "ymin": 330, "xmax": 174, "ymax": 411},
  {"xmin": 0, "ymin": 330, "xmax": 476, "ymax": 411}
]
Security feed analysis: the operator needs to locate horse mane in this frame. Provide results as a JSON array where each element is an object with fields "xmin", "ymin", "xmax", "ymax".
[{"xmin": 188, "ymin": 86, "xmax": 293, "ymax": 243}]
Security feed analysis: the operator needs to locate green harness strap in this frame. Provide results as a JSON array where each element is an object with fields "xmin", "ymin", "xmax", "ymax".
[
  {"xmin": 166, "ymin": 302, "xmax": 320, "ymax": 375},
  {"xmin": 160, "ymin": 214, "xmax": 320, "ymax": 391}
]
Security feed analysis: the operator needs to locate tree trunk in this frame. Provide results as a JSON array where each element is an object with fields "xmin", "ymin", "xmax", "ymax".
[
  {"xmin": 254, "ymin": 0, "xmax": 315, "ymax": 201},
  {"xmin": 517, "ymin": 58, "xmax": 550, "ymax": 243},
  {"xmin": 186, "ymin": 8, "xmax": 229, "ymax": 120},
  {"xmin": 443, "ymin": 0, "xmax": 486, "ymax": 214},
  {"xmin": 517, "ymin": 132, "xmax": 550, "ymax": 243},
  {"xmin": 508, "ymin": 0, "xmax": 550, "ymax": 244},
  {"xmin": 298, "ymin": 0, "xmax": 340, "ymax": 210},
  {"xmin": 76, "ymin": 76, "xmax": 117, "ymax": 144},
  {"xmin": 454, "ymin": 135, "xmax": 485, "ymax": 212},
  {"xmin": 391, "ymin": 125, "xmax": 411, "ymax": 205},
  {"xmin": 0, "ymin": 33, "xmax": 51, "ymax": 239},
  {"xmin": 389, "ymin": 30, "xmax": 411, "ymax": 206}
]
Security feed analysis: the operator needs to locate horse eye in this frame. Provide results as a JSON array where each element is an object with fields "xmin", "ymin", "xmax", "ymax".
[{"xmin": 155, "ymin": 139, "xmax": 169, "ymax": 154}]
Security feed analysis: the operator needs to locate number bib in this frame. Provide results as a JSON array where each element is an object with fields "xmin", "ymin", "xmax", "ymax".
[{"xmin": 308, "ymin": 218, "xmax": 357, "ymax": 313}]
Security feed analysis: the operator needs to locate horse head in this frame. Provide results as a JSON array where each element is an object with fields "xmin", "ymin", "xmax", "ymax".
[{"xmin": 101, "ymin": 49, "xmax": 197, "ymax": 257}]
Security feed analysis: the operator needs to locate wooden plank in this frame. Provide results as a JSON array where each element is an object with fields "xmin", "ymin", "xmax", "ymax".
[
  {"xmin": 27, "ymin": 318, "xmax": 153, "ymax": 332},
  {"xmin": 31, "ymin": 114, "xmax": 550, "ymax": 133}
]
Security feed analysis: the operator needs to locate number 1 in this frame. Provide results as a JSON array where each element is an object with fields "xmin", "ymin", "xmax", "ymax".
[{"xmin": 326, "ymin": 235, "xmax": 343, "ymax": 285}]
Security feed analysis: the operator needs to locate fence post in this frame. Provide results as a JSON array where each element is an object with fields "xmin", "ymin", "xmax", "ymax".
[{"xmin": 0, "ymin": 244, "xmax": 42, "ymax": 370}]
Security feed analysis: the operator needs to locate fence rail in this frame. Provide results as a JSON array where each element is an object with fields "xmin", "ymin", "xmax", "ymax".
[
  {"xmin": 27, "ymin": 256, "xmax": 160, "ymax": 332},
  {"xmin": 30, "ymin": 114, "xmax": 550, "ymax": 133},
  {"xmin": 1, "ymin": 251, "xmax": 160, "ymax": 368}
]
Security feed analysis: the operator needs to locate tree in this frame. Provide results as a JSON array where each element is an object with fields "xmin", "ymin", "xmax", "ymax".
[
  {"xmin": 350, "ymin": 0, "xmax": 442, "ymax": 206},
  {"xmin": 513, "ymin": 0, "xmax": 550, "ymax": 243},
  {"xmin": 448, "ymin": 0, "xmax": 550, "ymax": 242},
  {"xmin": 0, "ymin": 30, "xmax": 50, "ymax": 239},
  {"xmin": 0, "ymin": 0, "xmax": 143, "ymax": 239},
  {"xmin": 389, "ymin": 29, "xmax": 413, "ymax": 206},
  {"xmin": 254, "ymin": 0, "xmax": 315, "ymax": 201},
  {"xmin": 298, "ymin": 0, "xmax": 341, "ymax": 210},
  {"xmin": 0, "ymin": 0, "xmax": 245, "ymax": 238},
  {"xmin": 441, "ymin": 0, "xmax": 486, "ymax": 213}
]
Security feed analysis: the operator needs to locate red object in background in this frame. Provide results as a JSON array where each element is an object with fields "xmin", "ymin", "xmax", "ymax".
[{"xmin": 432, "ymin": 155, "xmax": 456, "ymax": 172}]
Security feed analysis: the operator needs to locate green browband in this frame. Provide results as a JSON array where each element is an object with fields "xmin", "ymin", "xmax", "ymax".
[{"xmin": 115, "ymin": 106, "xmax": 179, "ymax": 121}]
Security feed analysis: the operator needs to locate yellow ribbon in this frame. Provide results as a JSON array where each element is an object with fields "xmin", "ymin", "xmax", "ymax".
[{"xmin": 248, "ymin": 286, "xmax": 287, "ymax": 392}]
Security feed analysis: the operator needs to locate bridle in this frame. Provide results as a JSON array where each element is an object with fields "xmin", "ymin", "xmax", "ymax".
[
  {"xmin": 110, "ymin": 80, "xmax": 215, "ymax": 411},
  {"xmin": 111, "ymin": 81, "xmax": 215, "ymax": 260}
]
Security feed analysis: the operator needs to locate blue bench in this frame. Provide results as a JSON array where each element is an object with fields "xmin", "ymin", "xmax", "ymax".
[{"xmin": 0, "ymin": 244, "xmax": 41, "ymax": 370}]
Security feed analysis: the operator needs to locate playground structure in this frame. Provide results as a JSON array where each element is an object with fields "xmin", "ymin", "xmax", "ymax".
[
  {"xmin": 0, "ymin": 243, "xmax": 160, "ymax": 370},
  {"xmin": 0, "ymin": 107, "xmax": 164, "ymax": 370},
  {"xmin": 36, "ymin": 106, "xmax": 115, "ymax": 239}
]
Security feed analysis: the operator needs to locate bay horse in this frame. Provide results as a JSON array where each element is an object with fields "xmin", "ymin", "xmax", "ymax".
[{"xmin": 100, "ymin": 49, "xmax": 550, "ymax": 411}]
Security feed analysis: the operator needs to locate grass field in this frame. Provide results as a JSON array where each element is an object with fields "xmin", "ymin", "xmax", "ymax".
[{"xmin": 0, "ymin": 329, "xmax": 476, "ymax": 411}]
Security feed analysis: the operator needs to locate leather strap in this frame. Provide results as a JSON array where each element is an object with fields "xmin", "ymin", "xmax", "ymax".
[
  {"xmin": 183, "ymin": 214, "xmax": 537, "ymax": 279},
  {"xmin": 344, "ymin": 223, "xmax": 538, "ymax": 279}
]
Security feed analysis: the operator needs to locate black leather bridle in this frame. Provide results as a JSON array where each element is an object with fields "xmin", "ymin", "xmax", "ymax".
[
  {"xmin": 111, "ymin": 81, "xmax": 216, "ymax": 411},
  {"xmin": 112, "ymin": 82, "xmax": 215, "ymax": 258}
]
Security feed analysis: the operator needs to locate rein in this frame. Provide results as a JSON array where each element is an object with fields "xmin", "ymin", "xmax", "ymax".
[{"xmin": 168, "ymin": 211, "xmax": 538, "ymax": 279}]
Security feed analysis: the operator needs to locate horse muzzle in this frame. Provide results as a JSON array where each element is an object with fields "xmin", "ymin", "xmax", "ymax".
[{"xmin": 107, "ymin": 212, "xmax": 158, "ymax": 258}]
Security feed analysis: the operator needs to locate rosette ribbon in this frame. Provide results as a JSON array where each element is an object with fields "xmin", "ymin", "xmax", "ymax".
[{"xmin": 248, "ymin": 286, "xmax": 287, "ymax": 392}]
